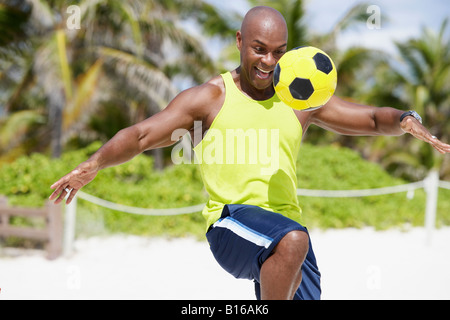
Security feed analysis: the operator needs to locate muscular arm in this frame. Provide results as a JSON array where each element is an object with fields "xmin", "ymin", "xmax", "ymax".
[
  {"xmin": 303, "ymin": 95, "xmax": 450, "ymax": 154},
  {"xmin": 310, "ymin": 96, "xmax": 404, "ymax": 136},
  {"xmin": 90, "ymin": 91, "xmax": 199, "ymax": 170},
  {"xmin": 49, "ymin": 79, "xmax": 224, "ymax": 204}
]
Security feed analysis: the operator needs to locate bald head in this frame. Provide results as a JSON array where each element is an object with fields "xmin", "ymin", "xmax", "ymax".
[
  {"xmin": 240, "ymin": 6, "xmax": 287, "ymax": 41},
  {"xmin": 236, "ymin": 7, "xmax": 288, "ymax": 95}
]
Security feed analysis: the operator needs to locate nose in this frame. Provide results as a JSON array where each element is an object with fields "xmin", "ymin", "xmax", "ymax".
[{"xmin": 261, "ymin": 52, "xmax": 276, "ymax": 68}]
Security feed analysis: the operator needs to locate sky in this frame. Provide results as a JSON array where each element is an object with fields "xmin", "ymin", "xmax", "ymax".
[
  {"xmin": 206, "ymin": 0, "xmax": 449, "ymax": 55},
  {"xmin": 305, "ymin": 0, "xmax": 449, "ymax": 54}
]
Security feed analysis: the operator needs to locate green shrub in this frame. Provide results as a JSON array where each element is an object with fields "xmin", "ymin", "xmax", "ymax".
[
  {"xmin": 296, "ymin": 144, "xmax": 449, "ymax": 229},
  {"xmin": 0, "ymin": 142, "xmax": 448, "ymax": 239}
]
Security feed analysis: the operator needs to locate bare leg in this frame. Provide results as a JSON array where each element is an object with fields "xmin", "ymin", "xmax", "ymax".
[{"xmin": 259, "ymin": 230, "xmax": 309, "ymax": 299}]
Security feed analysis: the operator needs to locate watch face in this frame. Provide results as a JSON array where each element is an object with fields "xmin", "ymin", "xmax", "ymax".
[
  {"xmin": 401, "ymin": 111, "xmax": 422, "ymax": 124},
  {"xmin": 412, "ymin": 111, "xmax": 422, "ymax": 123}
]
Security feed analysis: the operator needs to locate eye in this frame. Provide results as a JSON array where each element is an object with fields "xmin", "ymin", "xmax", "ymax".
[{"xmin": 254, "ymin": 47, "xmax": 265, "ymax": 53}]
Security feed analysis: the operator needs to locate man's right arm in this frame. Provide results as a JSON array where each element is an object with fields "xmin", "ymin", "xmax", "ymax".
[{"xmin": 49, "ymin": 79, "xmax": 223, "ymax": 204}]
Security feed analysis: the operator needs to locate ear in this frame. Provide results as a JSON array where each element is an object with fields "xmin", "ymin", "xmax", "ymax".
[{"xmin": 236, "ymin": 30, "xmax": 242, "ymax": 51}]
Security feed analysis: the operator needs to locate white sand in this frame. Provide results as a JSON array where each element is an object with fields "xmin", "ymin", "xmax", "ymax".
[{"xmin": 1, "ymin": 227, "xmax": 449, "ymax": 300}]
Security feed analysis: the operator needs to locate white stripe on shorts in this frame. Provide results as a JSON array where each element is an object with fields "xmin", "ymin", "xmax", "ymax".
[{"xmin": 213, "ymin": 217, "xmax": 273, "ymax": 249}]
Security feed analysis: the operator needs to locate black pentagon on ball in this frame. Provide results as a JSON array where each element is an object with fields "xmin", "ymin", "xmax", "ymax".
[
  {"xmin": 273, "ymin": 64, "xmax": 281, "ymax": 87},
  {"xmin": 313, "ymin": 52, "xmax": 333, "ymax": 74},
  {"xmin": 289, "ymin": 77, "xmax": 314, "ymax": 100}
]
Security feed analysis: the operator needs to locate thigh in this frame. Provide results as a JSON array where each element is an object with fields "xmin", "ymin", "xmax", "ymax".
[{"xmin": 206, "ymin": 204, "xmax": 306, "ymax": 281}]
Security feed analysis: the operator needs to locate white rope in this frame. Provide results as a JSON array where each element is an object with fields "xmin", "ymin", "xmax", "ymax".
[
  {"xmin": 297, "ymin": 181, "xmax": 425, "ymax": 198},
  {"xmin": 439, "ymin": 180, "xmax": 450, "ymax": 190},
  {"xmin": 74, "ymin": 179, "xmax": 448, "ymax": 216},
  {"xmin": 76, "ymin": 191, "xmax": 205, "ymax": 216}
]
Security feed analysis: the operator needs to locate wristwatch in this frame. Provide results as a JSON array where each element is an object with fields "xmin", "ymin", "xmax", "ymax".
[{"xmin": 400, "ymin": 110, "xmax": 422, "ymax": 124}]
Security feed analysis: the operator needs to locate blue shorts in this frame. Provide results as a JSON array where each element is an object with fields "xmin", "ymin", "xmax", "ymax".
[{"xmin": 206, "ymin": 204, "xmax": 321, "ymax": 300}]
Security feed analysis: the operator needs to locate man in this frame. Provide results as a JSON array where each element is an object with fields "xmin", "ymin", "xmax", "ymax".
[{"xmin": 49, "ymin": 6, "xmax": 450, "ymax": 300}]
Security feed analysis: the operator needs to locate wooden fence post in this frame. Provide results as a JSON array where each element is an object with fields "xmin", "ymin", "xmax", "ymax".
[
  {"xmin": 46, "ymin": 201, "xmax": 63, "ymax": 260},
  {"xmin": 0, "ymin": 196, "xmax": 8, "ymax": 229}
]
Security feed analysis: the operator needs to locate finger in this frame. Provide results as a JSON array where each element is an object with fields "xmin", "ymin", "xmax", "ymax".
[
  {"xmin": 49, "ymin": 187, "xmax": 62, "ymax": 201},
  {"xmin": 52, "ymin": 186, "xmax": 73, "ymax": 204},
  {"xmin": 432, "ymin": 144, "xmax": 446, "ymax": 154},
  {"xmin": 53, "ymin": 188, "xmax": 68, "ymax": 204},
  {"xmin": 436, "ymin": 143, "xmax": 450, "ymax": 154},
  {"xmin": 49, "ymin": 183, "xmax": 67, "ymax": 201},
  {"xmin": 51, "ymin": 178, "xmax": 67, "ymax": 190},
  {"xmin": 439, "ymin": 140, "xmax": 450, "ymax": 153},
  {"xmin": 66, "ymin": 188, "xmax": 78, "ymax": 205},
  {"xmin": 49, "ymin": 184, "xmax": 64, "ymax": 200},
  {"xmin": 429, "ymin": 137, "xmax": 450, "ymax": 154}
]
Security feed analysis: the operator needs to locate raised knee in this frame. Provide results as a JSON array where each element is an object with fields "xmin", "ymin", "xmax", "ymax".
[
  {"xmin": 283, "ymin": 230, "xmax": 308, "ymax": 248},
  {"xmin": 276, "ymin": 230, "xmax": 309, "ymax": 260}
]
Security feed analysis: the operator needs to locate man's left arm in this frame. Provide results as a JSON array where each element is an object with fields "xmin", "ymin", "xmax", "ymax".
[{"xmin": 310, "ymin": 96, "xmax": 450, "ymax": 154}]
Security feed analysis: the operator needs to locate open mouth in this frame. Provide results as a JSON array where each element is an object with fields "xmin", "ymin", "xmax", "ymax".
[{"xmin": 255, "ymin": 67, "xmax": 273, "ymax": 80}]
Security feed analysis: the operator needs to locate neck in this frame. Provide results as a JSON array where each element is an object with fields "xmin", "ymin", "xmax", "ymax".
[{"xmin": 235, "ymin": 67, "xmax": 275, "ymax": 101}]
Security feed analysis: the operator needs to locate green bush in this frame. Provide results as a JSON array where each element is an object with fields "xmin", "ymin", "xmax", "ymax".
[
  {"xmin": 296, "ymin": 144, "xmax": 449, "ymax": 229},
  {"xmin": 0, "ymin": 142, "xmax": 448, "ymax": 239}
]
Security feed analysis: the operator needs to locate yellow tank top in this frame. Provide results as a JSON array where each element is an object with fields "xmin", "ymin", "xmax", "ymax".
[{"xmin": 193, "ymin": 72, "xmax": 303, "ymax": 229}]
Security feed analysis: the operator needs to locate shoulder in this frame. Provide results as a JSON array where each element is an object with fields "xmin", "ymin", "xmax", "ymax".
[
  {"xmin": 163, "ymin": 74, "xmax": 226, "ymax": 131},
  {"xmin": 181, "ymin": 74, "xmax": 224, "ymax": 101},
  {"xmin": 200, "ymin": 74, "xmax": 226, "ymax": 101},
  {"xmin": 173, "ymin": 75, "xmax": 225, "ymax": 112}
]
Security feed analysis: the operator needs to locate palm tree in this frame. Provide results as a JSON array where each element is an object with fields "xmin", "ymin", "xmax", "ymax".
[
  {"xmin": 1, "ymin": 0, "xmax": 104, "ymax": 159},
  {"xmin": 0, "ymin": 0, "xmax": 237, "ymax": 164},
  {"xmin": 0, "ymin": 1, "xmax": 35, "ymax": 161},
  {"xmin": 360, "ymin": 19, "xmax": 450, "ymax": 180}
]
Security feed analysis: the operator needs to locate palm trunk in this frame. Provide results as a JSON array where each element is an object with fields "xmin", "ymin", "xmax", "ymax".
[{"xmin": 48, "ymin": 88, "xmax": 64, "ymax": 158}]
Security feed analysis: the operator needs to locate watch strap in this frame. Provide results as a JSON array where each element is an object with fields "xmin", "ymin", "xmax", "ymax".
[{"xmin": 400, "ymin": 111, "xmax": 422, "ymax": 123}]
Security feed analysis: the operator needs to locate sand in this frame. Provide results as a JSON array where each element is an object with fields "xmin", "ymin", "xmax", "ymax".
[{"xmin": 1, "ymin": 227, "xmax": 449, "ymax": 300}]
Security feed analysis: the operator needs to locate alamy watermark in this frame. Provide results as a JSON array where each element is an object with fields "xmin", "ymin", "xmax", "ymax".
[
  {"xmin": 64, "ymin": 4, "xmax": 382, "ymax": 32},
  {"xmin": 366, "ymin": 5, "xmax": 382, "ymax": 30},
  {"xmin": 64, "ymin": 4, "xmax": 382, "ymax": 31},
  {"xmin": 66, "ymin": 5, "xmax": 81, "ymax": 30},
  {"xmin": 66, "ymin": 265, "xmax": 82, "ymax": 290},
  {"xmin": 171, "ymin": 121, "xmax": 280, "ymax": 176},
  {"xmin": 366, "ymin": 265, "xmax": 382, "ymax": 290}
]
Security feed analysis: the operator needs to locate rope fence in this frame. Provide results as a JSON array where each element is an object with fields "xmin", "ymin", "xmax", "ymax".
[
  {"xmin": 64, "ymin": 170, "xmax": 448, "ymax": 254},
  {"xmin": 76, "ymin": 191, "xmax": 205, "ymax": 216},
  {"xmin": 296, "ymin": 181, "xmax": 425, "ymax": 198},
  {"xmin": 440, "ymin": 180, "xmax": 450, "ymax": 190}
]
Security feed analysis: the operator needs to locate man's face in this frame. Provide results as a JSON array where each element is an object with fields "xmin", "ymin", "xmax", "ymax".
[{"xmin": 237, "ymin": 19, "xmax": 287, "ymax": 92}]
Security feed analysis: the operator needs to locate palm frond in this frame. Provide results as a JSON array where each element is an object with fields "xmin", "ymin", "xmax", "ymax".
[
  {"xmin": 0, "ymin": 110, "xmax": 44, "ymax": 151},
  {"xmin": 332, "ymin": 3, "xmax": 373, "ymax": 34},
  {"xmin": 0, "ymin": 2, "xmax": 31, "ymax": 47},
  {"xmin": 55, "ymin": 29, "xmax": 73, "ymax": 101},
  {"xmin": 171, "ymin": 0, "xmax": 241, "ymax": 39},
  {"xmin": 63, "ymin": 58, "xmax": 103, "ymax": 131},
  {"xmin": 98, "ymin": 46, "xmax": 178, "ymax": 109},
  {"xmin": 26, "ymin": 0, "xmax": 54, "ymax": 30}
]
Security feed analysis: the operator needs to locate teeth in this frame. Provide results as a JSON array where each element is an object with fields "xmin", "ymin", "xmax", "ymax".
[{"xmin": 256, "ymin": 67, "xmax": 271, "ymax": 74}]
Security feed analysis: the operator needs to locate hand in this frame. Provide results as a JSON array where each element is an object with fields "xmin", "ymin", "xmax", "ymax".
[
  {"xmin": 400, "ymin": 117, "xmax": 450, "ymax": 154},
  {"xmin": 49, "ymin": 160, "xmax": 99, "ymax": 205}
]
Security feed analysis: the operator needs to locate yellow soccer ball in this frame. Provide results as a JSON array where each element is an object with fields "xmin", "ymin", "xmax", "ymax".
[{"xmin": 273, "ymin": 46, "xmax": 337, "ymax": 110}]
